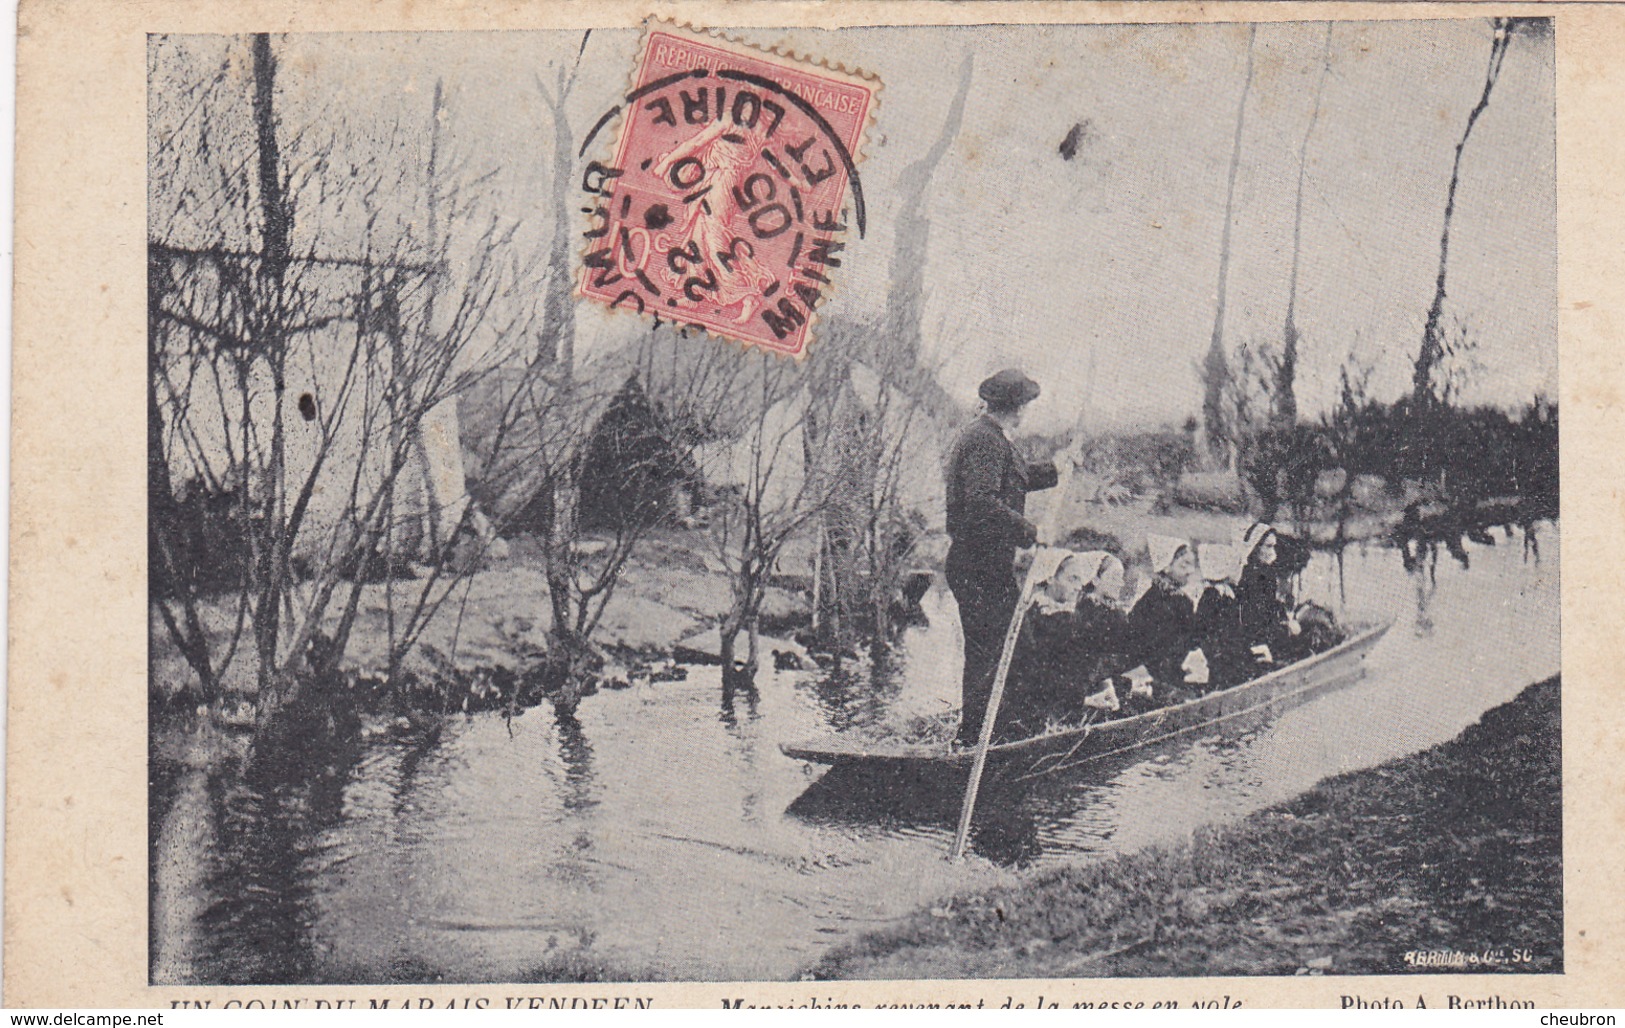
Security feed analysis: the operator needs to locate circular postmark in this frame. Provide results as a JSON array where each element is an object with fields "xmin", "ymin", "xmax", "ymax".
[{"xmin": 575, "ymin": 24, "xmax": 878, "ymax": 358}]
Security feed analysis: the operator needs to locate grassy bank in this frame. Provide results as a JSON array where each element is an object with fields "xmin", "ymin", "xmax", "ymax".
[{"xmin": 813, "ymin": 676, "xmax": 1561, "ymax": 980}]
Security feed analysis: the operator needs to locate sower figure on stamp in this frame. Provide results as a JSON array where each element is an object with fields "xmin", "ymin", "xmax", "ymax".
[{"xmin": 944, "ymin": 369, "xmax": 1060, "ymax": 747}]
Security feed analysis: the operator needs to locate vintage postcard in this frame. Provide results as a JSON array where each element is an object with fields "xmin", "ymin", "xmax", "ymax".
[{"xmin": 9, "ymin": 0, "xmax": 1624, "ymax": 1010}]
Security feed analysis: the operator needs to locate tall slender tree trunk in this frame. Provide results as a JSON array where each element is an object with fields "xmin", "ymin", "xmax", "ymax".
[
  {"xmin": 1279, "ymin": 23, "xmax": 1334, "ymax": 431},
  {"xmin": 1201, "ymin": 25, "xmax": 1257, "ymax": 469},
  {"xmin": 868, "ymin": 522, "xmax": 892, "ymax": 662},
  {"xmin": 537, "ymin": 52, "xmax": 588, "ymax": 693},
  {"xmin": 719, "ymin": 563, "xmax": 759, "ymax": 693},
  {"xmin": 379, "ymin": 84, "xmax": 448, "ymax": 659},
  {"xmin": 540, "ymin": 90, "xmax": 577, "ymax": 371},
  {"xmin": 405, "ymin": 78, "xmax": 459, "ymax": 564},
  {"xmin": 1413, "ymin": 18, "xmax": 1513, "ymax": 410},
  {"xmin": 251, "ymin": 33, "xmax": 294, "ymax": 719}
]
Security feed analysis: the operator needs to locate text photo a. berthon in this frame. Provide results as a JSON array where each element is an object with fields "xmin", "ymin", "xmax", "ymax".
[{"xmin": 148, "ymin": 19, "xmax": 1558, "ymax": 985}]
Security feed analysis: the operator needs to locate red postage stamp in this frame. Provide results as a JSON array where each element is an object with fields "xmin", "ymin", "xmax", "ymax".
[{"xmin": 577, "ymin": 24, "xmax": 878, "ymax": 358}]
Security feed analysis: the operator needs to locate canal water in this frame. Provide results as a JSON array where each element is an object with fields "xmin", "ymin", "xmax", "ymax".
[{"xmin": 151, "ymin": 527, "xmax": 1560, "ymax": 984}]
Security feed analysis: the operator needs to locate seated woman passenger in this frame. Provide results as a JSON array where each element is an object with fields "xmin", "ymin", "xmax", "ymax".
[
  {"xmin": 1072, "ymin": 552, "xmax": 1133, "ymax": 708},
  {"xmin": 1228, "ymin": 521, "xmax": 1350, "ymax": 667},
  {"xmin": 1000, "ymin": 549, "xmax": 1133, "ymax": 736},
  {"xmin": 1125, "ymin": 535, "xmax": 1226, "ymax": 703},
  {"xmin": 1230, "ymin": 522, "xmax": 1306, "ymax": 666}
]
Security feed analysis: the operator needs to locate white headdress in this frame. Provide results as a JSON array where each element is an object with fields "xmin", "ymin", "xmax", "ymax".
[
  {"xmin": 1147, "ymin": 534, "xmax": 1190, "ymax": 577},
  {"xmin": 1027, "ymin": 546, "xmax": 1071, "ymax": 586},
  {"xmin": 1231, "ymin": 521, "xmax": 1275, "ymax": 582},
  {"xmin": 1073, "ymin": 550, "xmax": 1115, "ymax": 586},
  {"xmin": 1029, "ymin": 547, "xmax": 1081, "ymax": 614},
  {"xmin": 1079, "ymin": 551, "xmax": 1126, "ymax": 606}
]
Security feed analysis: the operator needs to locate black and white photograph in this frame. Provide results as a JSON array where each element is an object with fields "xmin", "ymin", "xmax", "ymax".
[{"xmin": 144, "ymin": 16, "xmax": 1561, "ymax": 989}]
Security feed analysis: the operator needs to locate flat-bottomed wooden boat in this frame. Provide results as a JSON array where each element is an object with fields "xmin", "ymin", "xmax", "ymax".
[{"xmin": 780, "ymin": 621, "xmax": 1391, "ymax": 781}]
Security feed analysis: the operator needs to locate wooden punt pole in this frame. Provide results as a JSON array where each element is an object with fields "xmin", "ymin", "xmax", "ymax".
[{"xmin": 950, "ymin": 425, "xmax": 1088, "ymax": 862}]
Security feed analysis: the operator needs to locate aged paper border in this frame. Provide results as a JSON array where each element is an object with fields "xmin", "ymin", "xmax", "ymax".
[{"xmin": 10, "ymin": 0, "xmax": 1621, "ymax": 1009}]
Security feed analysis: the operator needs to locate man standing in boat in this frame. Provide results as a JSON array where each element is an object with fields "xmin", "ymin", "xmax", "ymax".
[{"xmin": 944, "ymin": 369, "xmax": 1060, "ymax": 747}]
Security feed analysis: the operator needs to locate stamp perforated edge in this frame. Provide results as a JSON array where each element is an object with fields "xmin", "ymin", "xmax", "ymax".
[{"xmin": 574, "ymin": 17, "xmax": 884, "ymax": 360}]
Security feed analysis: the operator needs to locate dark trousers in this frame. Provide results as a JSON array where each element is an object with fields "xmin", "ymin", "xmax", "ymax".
[{"xmin": 946, "ymin": 542, "xmax": 1019, "ymax": 745}]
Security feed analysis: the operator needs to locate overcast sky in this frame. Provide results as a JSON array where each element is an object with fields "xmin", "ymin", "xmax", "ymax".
[{"xmin": 153, "ymin": 19, "xmax": 1556, "ymax": 432}]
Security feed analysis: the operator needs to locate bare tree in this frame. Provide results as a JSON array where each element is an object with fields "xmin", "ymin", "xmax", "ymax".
[
  {"xmin": 1201, "ymin": 24, "xmax": 1258, "ymax": 468},
  {"xmin": 800, "ymin": 327, "xmax": 943, "ymax": 658},
  {"xmin": 1413, "ymin": 18, "xmax": 1514, "ymax": 410},
  {"xmin": 454, "ymin": 317, "xmax": 759, "ymax": 708},
  {"xmin": 852, "ymin": 367, "xmax": 932, "ymax": 653},
  {"xmin": 804, "ymin": 333, "xmax": 867, "ymax": 653},
  {"xmin": 534, "ymin": 34, "xmax": 589, "ymax": 373},
  {"xmin": 149, "ymin": 34, "xmax": 531, "ymax": 730},
  {"xmin": 528, "ymin": 33, "xmax": 600, "ymax": 695},
  {"xmin": 700, "ymin": 355, "xmax": 836, "ymax": 691},
  {"xmin": 556, "ymin": 333, "xmax": 751, "ymax": 705}
]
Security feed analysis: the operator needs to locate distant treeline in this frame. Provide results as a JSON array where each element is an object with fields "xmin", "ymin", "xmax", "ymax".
[
  {"xmin": 1241, "ymin": 394, "xmax": 1558, "ymax": 521},
  {"xmin": 1050, "ymin": 394, "xmax": 1557, "ymax": 524}
]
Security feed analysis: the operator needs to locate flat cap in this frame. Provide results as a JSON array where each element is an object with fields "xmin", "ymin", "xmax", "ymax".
[{"xmin": 978, "ymin": 368, "xmax": 1041, "ymax": 408}]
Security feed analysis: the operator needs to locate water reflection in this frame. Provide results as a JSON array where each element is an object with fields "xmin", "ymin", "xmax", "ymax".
[
  {"xmin": 151, "ymin": 719, "xmax": 370, "ymax": 984},
  {"xmin": 718, "ymin": 679, "xmax": 760, "ymax": 729},
  {"xmin": 807, "ymin": 661, "xmax": 908, "ymax": 733},
  {"xmin": 152, "ymin": 528, "xmax": 1559, "ymax": 983},
  {"xmin": 1398, "ymin": 506, "xmax": 1549, "ymax": 576}
]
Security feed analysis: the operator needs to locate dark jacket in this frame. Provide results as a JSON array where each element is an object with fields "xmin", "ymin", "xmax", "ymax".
[
  {"xmin": 1231, "ymin": 563, "xmax": 1335, "ymax": 667},
  {"xmin": 1002, "ymin": 596, "xmax": 1130, "ymax": 736},
  {"xmin": 1126, "ymin": 577, "xmax": 1227, "ymax": 689},
  {"xmin": 1028, "ymin": 596, "xmax": 1132, "ymax": 690},
  {"xmin": 945, "ymin": 415, "xmax": 1059, "ymax": 555},
  {"xmin": 1235, "ymin": 563, "xmax": 1293, "ymax": 650}
]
